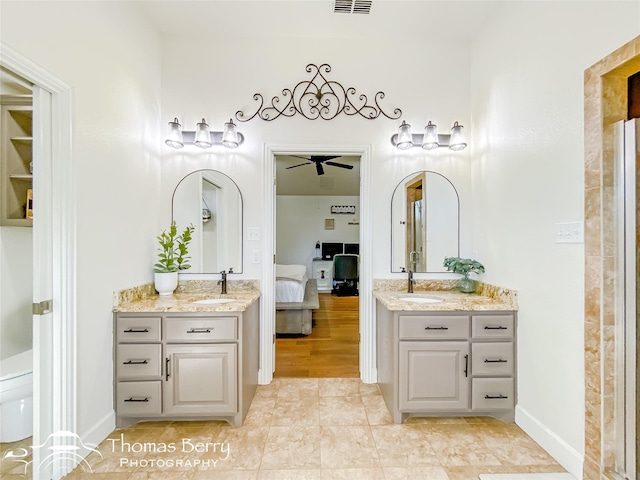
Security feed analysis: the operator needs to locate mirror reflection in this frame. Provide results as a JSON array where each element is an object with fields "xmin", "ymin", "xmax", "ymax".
[
  {"xmin": 391, "ymin": 171, "xmax": 459, "ymax": 272},
  {"xmin": 172, "ymin": 169, "xmax": 243, "ymax": 273}
]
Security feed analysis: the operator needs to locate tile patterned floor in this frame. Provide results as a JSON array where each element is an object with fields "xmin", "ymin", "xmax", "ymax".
[{"xmin": 1, "ymin": 378, "xmax": 567, "ymax": 480}]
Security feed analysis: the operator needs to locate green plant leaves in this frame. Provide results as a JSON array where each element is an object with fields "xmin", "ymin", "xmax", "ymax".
[
  {"xmin": 153, "ymin": 222, "xmax": 195, "ymax": 273},
  {"xmin": 443, "ymin": 256, "xmax": 485, "ymax": 277}
]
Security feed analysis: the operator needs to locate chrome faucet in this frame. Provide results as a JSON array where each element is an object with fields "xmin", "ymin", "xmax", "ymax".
[
  {"xmin": 401, "ymin": 267, "xmax": 415, "ymax": 293},
  {"xmin": 218, "ymin": 270, "xmax": 228, "ymax": 295}
]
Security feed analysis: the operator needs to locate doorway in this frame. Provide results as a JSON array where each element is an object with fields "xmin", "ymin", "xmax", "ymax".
[
  {"xmin": 0, "ymin": 44, "xmax": 75, "ymax": 480},
  {"xmin": 259, "ymin": 145, "xmax": 375, "ymax": 385},
  {"xmin": 273, "ymin": 154, "xmax": 361, "ymax": 377}
]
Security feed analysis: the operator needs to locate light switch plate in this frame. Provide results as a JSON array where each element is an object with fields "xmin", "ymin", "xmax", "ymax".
[
  {"xmin": 252, "ymin": 250, "xmax": 261, "ymax": 263},
  {"xmin": 247, "ymin": 227, "xmax": 261, "ymax": 241},
  {"xmin": 555, "ymin": 221, "xmax": 584, "ymax": 244}
]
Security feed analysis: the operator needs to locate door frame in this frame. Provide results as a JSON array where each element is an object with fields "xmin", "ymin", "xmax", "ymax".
[
  {"xmin": 1, "ymin": 43, "xmax": 76, "ymax": 480},
  {"xmin": 260, "ymin": 144, "xmax": 375, "ymax": 384}
]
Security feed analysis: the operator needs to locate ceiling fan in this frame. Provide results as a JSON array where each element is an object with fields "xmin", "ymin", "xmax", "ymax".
[{"xmin": 286, "ymin": 155, "xmax": 354, "ymax": 176}]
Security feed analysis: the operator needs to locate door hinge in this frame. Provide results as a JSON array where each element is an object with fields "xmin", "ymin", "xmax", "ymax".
[{"xmin": 33, "ymin": 299, "xmax": 53, "ymax": 315}]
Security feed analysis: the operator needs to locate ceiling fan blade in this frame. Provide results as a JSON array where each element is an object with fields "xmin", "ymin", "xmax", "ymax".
[
  {"xmin": 310, "ymin": 155, "xmax": 341, "ymax": 162},
  {"xmin": 316, "ymin": 162, "xmax": 325, "ymax": 176},
  {"xmin": 324, "ymin": 161, "xmax": 354, "ymax": 169},
  {"xmin": 286, "ymin": 162, "xmax": 312, "ymax": 169}
]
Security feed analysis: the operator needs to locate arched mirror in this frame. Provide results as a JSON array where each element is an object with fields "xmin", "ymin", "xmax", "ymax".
[
  {"xmin": 391, "ymin": 171, "xmax": 459, "ymax": 272},
  {"xmin": 172, "ymin": 169, "xmax": 243, "ymax": 273}
]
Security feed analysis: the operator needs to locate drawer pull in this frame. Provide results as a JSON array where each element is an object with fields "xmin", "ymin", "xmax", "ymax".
[
  {"xmin": 464, "ymin": 354, "xmax": 469, "ymax": 377},
  {"xmin": 123, "ymin": 359, "xmax": 149, "ymax": 365},
  {"xmin": 485, "ymin": 394, "xmax": 508, "ymax": 399},
  {"xmin": 484, "ymin": 358, "xmax": 508, "ymax": 363},
  {"xmin": 187, "ymin": 328, "xmax": 212, "ymax": 334},
  {"xmin": 484, "ymin": 326, "xmax": 508, "ymax": 330},
  {"xmin": 124, "ymin": 397, "xmax": 149, "ymax": 402},
  {"xmin": 165, "ymin": 357, "xmax": 171, "ymax": 380},
  {"xmin": 123, "ymin": 328, "xmax": 150, "ymax": 333},
  {"xmin": 424, "ymin": 326, "xmax": 448, "ymax": 330}
]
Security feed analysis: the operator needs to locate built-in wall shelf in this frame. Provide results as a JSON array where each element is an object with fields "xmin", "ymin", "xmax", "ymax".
[{"xmin": 1, "ymin": 97, "xmax": 33, "ymax": 227}]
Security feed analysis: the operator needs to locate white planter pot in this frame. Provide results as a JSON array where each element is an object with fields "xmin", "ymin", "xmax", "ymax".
[{"xmin": 154, "ymin": 272, "xmax": 178, "ymax": 296}]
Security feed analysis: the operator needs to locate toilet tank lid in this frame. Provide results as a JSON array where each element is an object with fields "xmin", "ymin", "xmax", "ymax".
[{"xmin": 0, "ymin": 350, "xmax": 32, "ymax": 381}]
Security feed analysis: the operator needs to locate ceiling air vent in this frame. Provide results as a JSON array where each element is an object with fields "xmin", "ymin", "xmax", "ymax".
[{"xmin": 334, "ymin": 0, "xmax": 372, "ymax": 14}]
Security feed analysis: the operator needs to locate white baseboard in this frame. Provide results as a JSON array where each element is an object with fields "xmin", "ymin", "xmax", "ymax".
[
  {"xmin": 516, "ymin": 406, "xmax": 583, "ymax": 478},
  {"xmin": 80, "ymin": 410, "xmax": 115, "ymax": 450}
]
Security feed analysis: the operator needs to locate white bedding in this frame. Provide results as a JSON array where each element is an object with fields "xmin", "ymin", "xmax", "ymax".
[{"xmin": 275, "ymin": 264, "xmax": 308, "ymax": 302}]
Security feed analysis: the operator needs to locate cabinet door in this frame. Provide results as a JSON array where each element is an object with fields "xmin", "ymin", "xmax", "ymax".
[
  {"xmin": 399, "ymin": 341, "xmax": 469, "ymax": 411},
  {"xmin": 164, "ymin": 344, "xmax": 237, "ymax": 415}
]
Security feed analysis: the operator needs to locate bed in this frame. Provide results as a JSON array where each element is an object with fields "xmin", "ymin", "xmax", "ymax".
[{"xmin": 275, "ymin": 264, "xmax": 319, "ymax": 335}]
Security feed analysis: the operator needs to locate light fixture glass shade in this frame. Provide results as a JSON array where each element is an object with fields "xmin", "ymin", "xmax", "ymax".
[
  {"xmin": 449, "ymin": 121, "xmax": 467, "ymax": 151},
  {"xmin": 222, "ymin": 119, "xmax": 239, "ymax": 148},
  {"xmin": 421, "ymin": 121, "xmax": 439, "ymax": 150},
  {"xmin": 396, "ymin": 121, "xmax": 413, "ymax": 150},
  {"xmin": 194, "ymin": 118, "xmax": 212, "ymax": 148},
  {"xmin": 165, "ymin": 118, "xmax": 184, "ymax": 149}
]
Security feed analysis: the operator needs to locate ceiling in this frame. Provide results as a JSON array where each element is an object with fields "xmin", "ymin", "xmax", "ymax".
[
  {"xmin": 137, "ymin": 0, "xmax": 500, "ymax": 41},
  {"xmin": 276, "ymin": 155, "xmax": 360, "ymax": 196}
]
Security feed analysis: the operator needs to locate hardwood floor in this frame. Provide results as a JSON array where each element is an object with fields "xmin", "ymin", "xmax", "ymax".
[{"xmin": 275, "ymin": 293, "xmax": 359, "ymax": 378}]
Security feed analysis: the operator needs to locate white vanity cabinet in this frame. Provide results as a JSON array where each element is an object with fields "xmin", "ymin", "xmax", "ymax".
[
  {"xmin": 113, "ymin": 299, "xmax": 260, "ymax": 427},
  {"xmin": 377, "ymin": 301, "xmax": 516, "ymax": 423},
  {"xmin": 312, "ymin": 260, "xmax": 333, "ymax": 292}
]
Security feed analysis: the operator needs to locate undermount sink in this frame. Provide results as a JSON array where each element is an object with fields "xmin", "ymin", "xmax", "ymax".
[
  {"xmin": 192, "ymin": 298, "xmax": 236, "ymax": 305},
  {"xmin": 398, "ymin": 296, "xmax": 443, "ymax": 304}
]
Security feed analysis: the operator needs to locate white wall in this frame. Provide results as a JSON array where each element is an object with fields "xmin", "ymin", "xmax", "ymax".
[
  {"xmin": 0, "ymin": 227, "xmax": 32, "ymax": 359},
  {"xmin": 160, "ymin": 35, "xmax": 475, "ymax": 282},
  {"xmin": 276, "ymin": 195, "xmax": 360, "ymax": 274},
  {"xmin": 469, "ymin": 2, "xmax": 639, "ymax": 476},
  {"xmin": 1, "ymin": 1, "xmax": 163, "ymax": 444}
]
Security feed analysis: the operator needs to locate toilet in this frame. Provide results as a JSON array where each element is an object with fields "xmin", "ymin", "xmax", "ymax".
[{"xmin": 0, "ymin": 349, "xmax": 33, "ymax": 442}]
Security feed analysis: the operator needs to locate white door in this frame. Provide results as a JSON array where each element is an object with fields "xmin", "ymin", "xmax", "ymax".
[{"xmin": 30, "ymin": 85, "xmax": 55, "ymax": 480}]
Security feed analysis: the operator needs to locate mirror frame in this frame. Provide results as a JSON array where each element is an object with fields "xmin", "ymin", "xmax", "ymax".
[
  {"xmin": 390, "ymin": 170, "xmax": 460, "ymax": 273},
  {"xmin": 171, "ymin": 169, "xmax": 244, "ymax": 274}
]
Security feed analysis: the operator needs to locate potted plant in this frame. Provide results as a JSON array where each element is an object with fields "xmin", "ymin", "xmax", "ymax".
[
  {"xmin": 153, "ymin": 221, "xmax": 195, "ymax": 295},
  {"xmin": 443, "ymin": 256, "xmax": 485, "ymax": 293}
]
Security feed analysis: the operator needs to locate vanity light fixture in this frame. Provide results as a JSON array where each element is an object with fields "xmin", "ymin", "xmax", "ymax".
[
  {"xmin": 164, "ymin": 117, "xmax": 245, "ymax": 149},
  {"xmin": 391, "ymin": 120, "xmax": 468, "ymax": 151}
]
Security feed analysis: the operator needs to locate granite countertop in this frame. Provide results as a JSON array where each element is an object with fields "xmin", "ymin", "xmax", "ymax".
[
  {"xmin": 114, "ymin": 284, "xmax": 261, "ymax": 313},
  {"xmin": 373, "ymin": 290, "xmax": 515, "ymax": 312}
]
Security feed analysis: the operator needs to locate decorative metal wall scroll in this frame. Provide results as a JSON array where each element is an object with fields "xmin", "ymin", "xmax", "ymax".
[{"xmin": 235, "ymin": 63, "xmax": 402, "ymax": 122}]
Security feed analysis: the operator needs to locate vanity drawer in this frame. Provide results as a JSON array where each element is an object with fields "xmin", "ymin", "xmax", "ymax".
[
  {"xmin": 472, "ymin": 342, "xmax": 514, "ymax": 376},
  {"xmin": 471, "ymin": 315, "xmax": 514, "ymax": 339},
  {"xmin": 116, "ymin": 316, "xmax": 162, "ymax": 343},
  {"xmin": 117, "ymin": 381, "xmax": 162, "ymax": 416},
  {"xmin": 471, "ymin": 378, "xmax": 514, "ymax": 411},
  {"xmin": 116, "ymin": 344, "xmax": 162, "ymax": 380},
  {"xmin": 164, "ymin": 317, "xmax": 237, "ymax": 342},
  {"xmin": 399, "ymin": 315, "xmax": 469, "ymax": 340}
]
